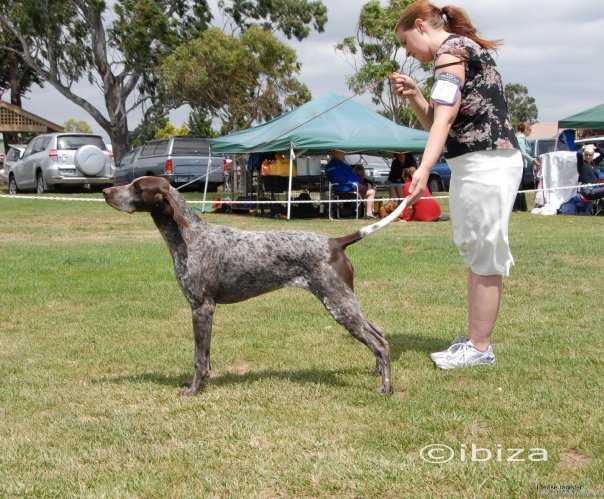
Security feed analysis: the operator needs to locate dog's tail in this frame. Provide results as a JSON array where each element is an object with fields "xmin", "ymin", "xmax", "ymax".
[{"xmin": 334, "ymin": 198, "xmax": 409, "ymax": 249}]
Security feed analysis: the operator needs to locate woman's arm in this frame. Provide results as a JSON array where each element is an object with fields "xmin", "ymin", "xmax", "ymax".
[
  {"xmin": 389, "ymin": 73, "xmax": 433, "ymax": 129},
  {"xmin": 407, "ymin": 55, "xmax": 465, "ymax": 204},
  {"xmin": 408, "ymin": 92, "xmax": 434, "ymax": 130},
  {"xmin": 518, "ymin": 135, "xmax": 535, "ymax": 164}
]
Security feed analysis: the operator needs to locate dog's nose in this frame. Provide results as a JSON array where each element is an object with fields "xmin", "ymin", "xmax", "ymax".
[{"xmin": 102, "ymin": 187, "xmax": 111, "ymax": 199}]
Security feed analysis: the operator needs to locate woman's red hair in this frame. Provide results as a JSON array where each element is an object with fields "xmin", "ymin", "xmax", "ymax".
[{"xmin": 395, "ymin": 0, "xmax": 501, "ymax": 51}]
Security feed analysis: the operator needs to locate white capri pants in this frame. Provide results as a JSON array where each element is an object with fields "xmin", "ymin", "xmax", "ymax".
[{"xmin": 447, "ymin": 149, "xmax": 523, "ymax": 277}]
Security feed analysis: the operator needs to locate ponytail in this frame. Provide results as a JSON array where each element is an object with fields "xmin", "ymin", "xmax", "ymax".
[
  {"xmin": 396, "ymin": 1, "xmax": 501, "ymax": 51},
  {"xmin": 440, "ymin": 5, "xmax": 501, "ymax": 50}
]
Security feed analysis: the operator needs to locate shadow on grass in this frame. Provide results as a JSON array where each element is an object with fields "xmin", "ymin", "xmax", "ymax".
[
  {"xmin": 96, "ymin": 367, "xmax": 367, "ymax": 390},
  {"xmin": 386, "ymin": 333, "xmax": 450, "ymax": 361},
  {"xmin": 95, "ymin": 334, "xmax": 446, "ymax": 390}
]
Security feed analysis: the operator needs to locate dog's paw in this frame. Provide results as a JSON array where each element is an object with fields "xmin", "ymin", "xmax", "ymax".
[
  {"xmin": 179, "ymin": 386, "xmax": 201, "ymax": 397},
  {"xmin": 377, "ymin": 385, "xmax": 393, "ymax": 396}
]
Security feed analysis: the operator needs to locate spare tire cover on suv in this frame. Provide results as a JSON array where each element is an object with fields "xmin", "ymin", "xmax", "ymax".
[{"xmin": 75, "ymin": 145, "xmax": 106, "ymax": 176}]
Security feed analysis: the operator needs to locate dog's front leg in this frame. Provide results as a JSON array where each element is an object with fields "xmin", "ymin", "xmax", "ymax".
[{"xmin": 180, "ymin": 299, "xmax": 215, "ymax": 396}]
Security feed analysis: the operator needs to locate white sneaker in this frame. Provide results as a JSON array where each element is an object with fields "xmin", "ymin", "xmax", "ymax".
[
  {"xmin": 430, "ymin": 341, "xmax": 496, "ymax": 370},
  {"xmin": 429, "ymin": 336, "xmax": 468, "ymax": 361}
]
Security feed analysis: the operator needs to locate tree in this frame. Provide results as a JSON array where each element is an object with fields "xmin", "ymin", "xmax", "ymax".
[
  {"xmin": 0, "ymin": 0, "xmax": 327, "ymax": 162},
  {"xmin": 187, "ymin": 108, "xmax": 218, "ymax": 138},
  {"xmin": 336, "ymin": 0, "xmax": 429, "ymax": 128},
  {"xmin": 161, "ymin": 26, "xmax": 312, "ymax": 134},
  {"xmin": 154, "ymin": 121, "xmax": 189, "ymax": 139},
  {"xmin": 0, "ymin": 29, "xmax": 42, "ymax": 147},
  {"xmin": 64, "ymin": 118, "xmax": 93, "ymax": 133},
  {"xmin": 0, "ymin": 29, "xmax": 41, "ymax": 108},
  {"xmin": 505, "ymin": 83, "xmax": 538, "ymax": 128}
]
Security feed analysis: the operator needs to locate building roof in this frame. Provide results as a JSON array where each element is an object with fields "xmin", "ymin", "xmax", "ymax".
[{"xmin": 0, "ymin": 101, "xmax": 64, "ymax": 134}]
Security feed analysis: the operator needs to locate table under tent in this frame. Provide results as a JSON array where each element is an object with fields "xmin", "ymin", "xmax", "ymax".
[{"xmin": 206, "ymin": 93, "xmax": 428, "ymax": 220}]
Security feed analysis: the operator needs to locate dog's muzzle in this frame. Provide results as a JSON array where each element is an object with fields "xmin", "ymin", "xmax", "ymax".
[{"xmin": 103, "ymin": 186, "xmax": 135, "ymax": 213}]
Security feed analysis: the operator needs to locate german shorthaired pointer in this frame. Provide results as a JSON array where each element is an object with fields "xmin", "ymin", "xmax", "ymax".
[{"xmin": 103, "ymin": 176, "xmax": 407, "ymax": 396}]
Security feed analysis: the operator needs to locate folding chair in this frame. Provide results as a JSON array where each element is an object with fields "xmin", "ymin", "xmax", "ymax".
[{"xmin": 328, "ymin": 182, "xmax": 362, "ymax": 220}]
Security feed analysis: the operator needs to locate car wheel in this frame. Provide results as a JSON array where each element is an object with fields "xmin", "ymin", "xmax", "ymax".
[
  {"xmin": 428, "ymin": 178, "xmax": 441, "ymax": 194},
  {"xmin": 36, "ymin": 172, "xmax": 50, "ymax": 194},
  {"xmin": 8, "ymin": 175, "xmax": 19, "ymax": 195}
]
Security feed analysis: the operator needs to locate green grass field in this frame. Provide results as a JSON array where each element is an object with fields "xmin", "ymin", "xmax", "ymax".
[{"xmin": 1, "ymin": 192, "xmax": 603, "ymax": 497}]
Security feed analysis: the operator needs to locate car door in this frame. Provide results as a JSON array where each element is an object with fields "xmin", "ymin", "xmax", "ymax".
[
  {"xmin": 16, "ymin": 139, "xmax": 37, "ymax": 189},
  {"xmin": 26, "ymin": 136, "xmax": 50, "ymax": 188}
]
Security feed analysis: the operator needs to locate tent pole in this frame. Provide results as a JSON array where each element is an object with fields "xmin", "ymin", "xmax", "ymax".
[
  {"xmin": 287, "ymin": 143, "xmax": 294, "ymax": 220},
  {"xmin": 203, "ymin": 145, "xmax": 212, "ymax": 212}
]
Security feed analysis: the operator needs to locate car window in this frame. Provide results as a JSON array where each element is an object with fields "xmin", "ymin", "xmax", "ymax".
[
  {"xmin": 118, "ymin": 151, "xmax": 134, "ymax": 167},
  {"xmin": 30, "ymin": 137, "xmax": 42, "ymax": 153},
  {"xmin": 153, "ymin": 140, "xmax": 170, "ymax": 156},
  {"xmin": 140, "ymin": 143, "xmax": 157, "ymax": 157},
  {"xmin": 172, "ymin": 138, "xmax": 210, "ymax": 156},
  {"xmin": 39, "ymin": 136, "xmax": 51, "ymax": 151},
  {"xmin": 35, "ymin": 137, "xmax": 50, "ymax": 153},
  {"xmin": 56, "ymin": 135, "xmax": 106, "ymax": 150},
  {"xmin": 23, "ymin": 141, "xmax": 35, "ymax": 158}
]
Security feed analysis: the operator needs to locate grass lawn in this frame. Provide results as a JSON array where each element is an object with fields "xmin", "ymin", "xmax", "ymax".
[{"xmin": 0, "ymin": 191, "xmax": 603, "ymax": 497}]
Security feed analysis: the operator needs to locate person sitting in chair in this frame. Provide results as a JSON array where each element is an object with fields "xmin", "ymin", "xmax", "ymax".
[
  {"xmin": 577, "ymin": 144, "xmax": 604, "ymax": 201},
  {"xmin": 401, "ymin": 166, "xmax": 442, "ymax": 222},
  {"xmin": 353, "ymin": 164, "xmax": 376, "ymax": 219},
  {"xmin": 325, "ymin": 150, "xmax": 360, "ymax": 192}
]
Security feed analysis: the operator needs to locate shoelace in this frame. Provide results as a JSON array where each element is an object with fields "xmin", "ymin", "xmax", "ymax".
[
  {"xmin": 446, "ymin": 342, "xmax": 480, "ymax": 365},
  {"xmin": 447, "ymin": 341, "xmax": 469, "ymax": 354}
]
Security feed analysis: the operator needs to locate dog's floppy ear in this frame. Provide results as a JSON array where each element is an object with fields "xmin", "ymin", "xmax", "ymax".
[{"xmin": 162, "ymin": 187, "xmax": 190, "ymax": 233}]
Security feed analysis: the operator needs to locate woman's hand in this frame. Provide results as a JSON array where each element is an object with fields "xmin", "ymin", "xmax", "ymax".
[
  {"xmin": 389, "ymin": 72, "xmax": 419, "ymax": 99},
  {"xmin": 407, "ymin": 166, "xmax": 430, "ymax": 205}
]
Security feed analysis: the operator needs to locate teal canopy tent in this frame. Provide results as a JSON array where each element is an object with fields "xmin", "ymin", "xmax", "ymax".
[
  {"xmin": 209, "ymin": 94, "xmax": 429, "ymax": 219},
  {"xmin": 211, "ymin": 93, "xmax": 428, "ymax": 154},
  {"xmin": 559, "ymin": 102, "xmax": 604, "ymax": 129}
]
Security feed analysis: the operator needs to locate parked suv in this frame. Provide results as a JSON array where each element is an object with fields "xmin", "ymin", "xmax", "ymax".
[
  {"xmin": 115, "ymin": 137, "xmax": 224, "ymax": 189},
  {"xmin": 1, "ymin": 144, "xmax": 26, "ymax": 185},
  {"xmin": 8, "ymin": 133, "xmax": 114, "ymax": 194}
]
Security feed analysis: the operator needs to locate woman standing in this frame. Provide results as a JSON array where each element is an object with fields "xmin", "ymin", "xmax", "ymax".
[{"xmin": 390, "ymin": 1, "xmax": 522, "ymax": 369}]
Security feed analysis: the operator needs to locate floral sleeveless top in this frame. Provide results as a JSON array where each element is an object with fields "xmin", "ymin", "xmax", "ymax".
[{"xmin": 434, "ymin": 35, "xmax": 518, "ymax": 159}]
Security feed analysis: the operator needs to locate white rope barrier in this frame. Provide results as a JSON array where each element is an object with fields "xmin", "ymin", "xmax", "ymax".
[{"xmin": 0, "ymin": 183, "xmax": 601, "ymax": 206}]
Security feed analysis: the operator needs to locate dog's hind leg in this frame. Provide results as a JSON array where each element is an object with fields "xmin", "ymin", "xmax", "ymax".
[
  {"xmin": 310, "ymin": 277, "xmax": 392, "ymax": 395},
  {"xmin": 181, "ymin": 299, "xmax": 215, "ymax": 396}
]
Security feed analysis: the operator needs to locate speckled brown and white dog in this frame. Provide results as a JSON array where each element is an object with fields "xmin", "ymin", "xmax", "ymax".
[{"xmin": 103, "ymin": 176, "xmax": 407, "ymax": 396}]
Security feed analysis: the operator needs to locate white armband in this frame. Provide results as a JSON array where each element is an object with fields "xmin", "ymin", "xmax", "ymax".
[{"xmin": 431, "ymin": 73, "xmax": 461, "ymax": 106}]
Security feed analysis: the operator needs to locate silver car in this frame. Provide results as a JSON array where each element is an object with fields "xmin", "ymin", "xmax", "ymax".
[
  {"xmin": 8, "ymin": 133, "xmax": 115, "ymax": 194},
  {"xmin": 345, "ymin": 154, "xmax": 392, "ymax": 185},
  {"xmin": 1, "ymin": 144, "xmax": 26, "ymax": 185}
]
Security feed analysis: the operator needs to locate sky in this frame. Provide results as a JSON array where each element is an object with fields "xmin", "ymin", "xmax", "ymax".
[{"xmin": 4, "ymin": 0, "xmax": 604, "ymax": 140}]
